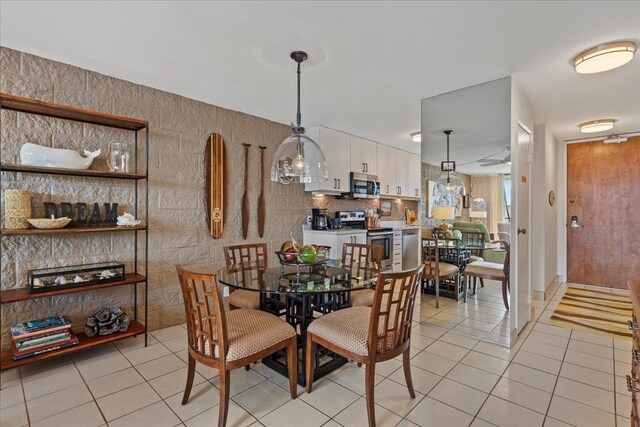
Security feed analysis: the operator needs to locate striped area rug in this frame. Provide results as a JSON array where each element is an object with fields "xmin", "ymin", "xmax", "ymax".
[{"xmin": 549, "ymin": 286, "xmax": 633, "ymax": 340}]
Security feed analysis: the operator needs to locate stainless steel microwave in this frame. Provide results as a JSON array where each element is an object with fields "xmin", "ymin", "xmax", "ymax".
[{"xmin": 346, "ymin": 172, "xmax": 380, "ymax": 199}]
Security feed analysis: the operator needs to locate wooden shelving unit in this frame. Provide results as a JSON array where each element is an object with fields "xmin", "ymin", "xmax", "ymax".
[
  {"xmin": 0, "ymin": 320, "xmax": 146, "ymax": 370},
  {"xmin": 0, "ymin": 92, "xmax": 150, "ymax": 369},
  {"xmin": 0, "ymin": 273, "xmax": 147, "ymax": 303},
  {"xmin": 1, "ymin": 224, "xmax": 147, "ymax": 236},
  {"xmin": 0, "ymin": 163, "xmax": 147, "ymax": 180}
]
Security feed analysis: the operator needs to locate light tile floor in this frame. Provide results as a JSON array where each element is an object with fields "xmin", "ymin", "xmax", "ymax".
[{"xmin": 0, "ymin": 281, "xmax": 632, "ymax": 427}]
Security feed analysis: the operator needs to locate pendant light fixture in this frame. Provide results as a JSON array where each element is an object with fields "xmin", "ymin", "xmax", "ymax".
[
  {"xmin": 271, "ymin": 51, "xmax": 328, "ymax": 185},
  {"xmin": 433, "ymin": 130, "xmax": 466, "ymax": 209}
]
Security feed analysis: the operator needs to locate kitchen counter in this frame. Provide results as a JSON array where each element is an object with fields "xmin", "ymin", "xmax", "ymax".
[
  {"xmin": 379, "ymin": 221, "xmax": 421, "ymax": 231},
  {"xmin": 302, "ymin": 228, "xmax": 367, "ymax": 235}
]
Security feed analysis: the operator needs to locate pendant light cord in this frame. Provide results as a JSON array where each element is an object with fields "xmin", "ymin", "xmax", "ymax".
[
  {"xmin": 296, "ymin": 61, "xmax": 302, "ymax": 130},
  {"xmin": 446, "ymin": 132, "xmax": 451, "ymax": 183}
]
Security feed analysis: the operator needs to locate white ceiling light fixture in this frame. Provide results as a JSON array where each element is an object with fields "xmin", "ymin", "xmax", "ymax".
[
  {"xmin": 410, "ymin": 132, "xmax": 421, "ymax": 143},
  {"xmin": 271, "ymin": 51, "xmax": 328, "ymax": 185},
  {"xmin": 579, "ymin": 119, "xmax": 616, "ymax": 133},
  {"xmin": 573, "ymin": 41, "xmax": 637, "ymax": 74}
]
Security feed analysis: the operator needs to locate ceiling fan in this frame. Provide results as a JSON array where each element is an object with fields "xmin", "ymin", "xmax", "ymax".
[{"xmin": 478, "ymin": 148, "xmax": 511, "ymax": 167}]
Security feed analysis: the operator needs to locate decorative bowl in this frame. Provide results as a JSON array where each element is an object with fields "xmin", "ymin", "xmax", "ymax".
[{"xmin": 27, "ymin": 217, "xmax": 72, "ymax": 229}]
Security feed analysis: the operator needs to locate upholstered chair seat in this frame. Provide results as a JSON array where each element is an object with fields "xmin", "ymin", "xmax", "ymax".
[
  {"xmin": 228, "ymin": 289, "xmax": 260, "ymax": 310},
  {"xmin": 424, "ymin": 262, "xmax": 459, "ymax": 277},
  {"xmin": 465, "ymin": 261, "xmax": 505, "ymax": 279},
  {"xmin": 198, "ymin": 309, "xmax": 295, "ymax": 361},
  {"xmin": 469, "ymin": 255, "xmax": 484, "ymax": 263}
]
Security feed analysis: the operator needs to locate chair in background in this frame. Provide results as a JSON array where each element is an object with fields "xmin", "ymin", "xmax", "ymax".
[
  {"xmin": 305, "ymin": 265, "xmax": 425, "ymax": 427},
  {"xmin": 461, "ymin": 231, "xmax": 486, "ymax": 288},
  {"xmin": 176, "ymin": 267, "xmax": 297, "ymax": 427},
  {"xmin": 453, "ymin": 221, "xmax": 505, "ymax": 264},
  {"xmin": 223, "ymin": 243, "xmax": 267, "ymax": 310},
  {"xmin": 341, "ymin": 243, "xmax": 383, "ymax": 307},
  {"xmin": 497, "ymin": 231, "xmax": 511, "ymax": 244},
  {"xmin": 422, "ymin": 237, "xmax": 460, "ymax": 309},
  {"xmin": 463, "ymin": 240, "xmax": 510, "ymax": 309}
]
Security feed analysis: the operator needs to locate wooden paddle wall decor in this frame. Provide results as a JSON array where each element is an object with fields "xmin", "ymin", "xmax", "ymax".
[{"xmin": 205, "ymin": 133, "xmax": 225, "ymax": 239}]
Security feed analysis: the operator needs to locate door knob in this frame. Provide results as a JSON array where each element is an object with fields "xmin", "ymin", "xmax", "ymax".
[{"xmin": 517, "ymin": 228, "xmax": 526, "ymax": 235}]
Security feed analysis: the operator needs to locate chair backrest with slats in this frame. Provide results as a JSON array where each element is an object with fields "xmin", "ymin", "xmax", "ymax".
[
  {"xmin": 341, "ymin": 243, "xmax": 383, "ymax": 276},
  {"xmin": 368, "ymin": 265, "xmax": 424, "ymax": 357},
  {"xmin": 421, "ymin": 237, "xmax": 441, "ymax": 279},
  {"xmin": 461, "ymin": 231, "xmax": 485, "ymax": 247},
  {"xmin": 223, "ymin": 243, "xmax": 268, "ymax": 268},
  {"xmin": 176, "ymin": 267, "xmax": 227, "ymax": 364}
]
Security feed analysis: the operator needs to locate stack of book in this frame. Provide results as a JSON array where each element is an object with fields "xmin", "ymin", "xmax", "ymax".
[{"xmin": 11, "ymin": 316, "xmax": 79, "ymax": 360}]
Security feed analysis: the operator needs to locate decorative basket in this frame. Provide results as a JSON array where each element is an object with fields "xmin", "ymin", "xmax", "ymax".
[
  {"xmin": 4, "ymin": 190, "xmax": 31, "ymax": 229},
  {"xmin": 27, "ymin": 217, "xmax": 72, "ymax": 229}
]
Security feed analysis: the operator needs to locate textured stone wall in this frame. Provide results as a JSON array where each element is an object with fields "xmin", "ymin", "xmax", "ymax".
[{"xmin": 0, "ymin": 47, "xmax": 417, "ymax": 348}]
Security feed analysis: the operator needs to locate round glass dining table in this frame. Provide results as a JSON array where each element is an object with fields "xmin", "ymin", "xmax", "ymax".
[{"xmin": 215, "ymin": 259, "xmax": 380, "ymax": 386}]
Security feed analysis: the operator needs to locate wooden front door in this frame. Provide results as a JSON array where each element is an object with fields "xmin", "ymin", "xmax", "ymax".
[{"xmin": 567, "ymin": 137, "xmax": 640, "ymax": 288}]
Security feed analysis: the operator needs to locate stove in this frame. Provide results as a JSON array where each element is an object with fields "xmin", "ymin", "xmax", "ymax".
[{"xmin": 335, "ymin": 211, "xmax": 394, "ymax": 271}]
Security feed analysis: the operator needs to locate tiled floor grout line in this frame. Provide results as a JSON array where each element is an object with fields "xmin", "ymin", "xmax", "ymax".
[
  {"xmin": 70, "ymin": 354, "xmax": 110, "ymax": 426},
  {"xmin": 17, "ymin": 361, "xmax": 31, "ymax": 427}
]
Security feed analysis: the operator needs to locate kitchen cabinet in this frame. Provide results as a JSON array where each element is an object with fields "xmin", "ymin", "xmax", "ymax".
[
  {"xmin": 303, "ymin": 229, "xmax": 366, "ymax": 261},
  {"xmin": 350, "ymin": 135, "xmax": 377, "ymax": 175},
  {"xmin": 377, "ymin": 144, "xmax": 393, "ymax": 197},
  {"xmin": 305, "ymin": 127, "xmax": 351, "ymax": 193},
  {"xmin": 406, "ymin": 154, "xmax": 421, "ymax": 199},
  {"xmin": 384, "ymin": 147, "xmax": 398, "ymax": 197},
  {"xmin": 395, "ymin": 150, "xmax": 407, "ymax": 196}
]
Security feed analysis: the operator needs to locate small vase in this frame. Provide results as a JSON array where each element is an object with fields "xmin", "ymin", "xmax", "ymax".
[{"xmin": 107, "ymin": 142, "xmax": 131, "ymax": 173}]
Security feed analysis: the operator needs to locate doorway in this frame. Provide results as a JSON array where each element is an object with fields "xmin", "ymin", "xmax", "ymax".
[{"xmin": 566, "ymin": 137, "xmax": 640, "ymax": 288}]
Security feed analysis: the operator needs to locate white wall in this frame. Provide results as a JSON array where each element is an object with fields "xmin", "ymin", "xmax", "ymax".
[
  {"xmin": 543, "ymin": 126, "xmax": 558, "ymax": 287},
  {"xmin": 531, "ymin": 124, "xmax": 559, "ymax": 296}
]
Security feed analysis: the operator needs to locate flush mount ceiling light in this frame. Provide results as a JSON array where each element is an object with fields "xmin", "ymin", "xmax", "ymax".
[
  {"xmin": 573, "ymin": 41, "xmax": 637, "ymax": 74},
  {"xmin": 579, "ymin": 119, "xmax": 616, "ymax": 133},
  {"xmin": 271, "ymin": 51, "xmax": 328, "ymax": 185},
  {"xmin": 410, "ymin": 132, "xmax": 421, "ymax": 143}
]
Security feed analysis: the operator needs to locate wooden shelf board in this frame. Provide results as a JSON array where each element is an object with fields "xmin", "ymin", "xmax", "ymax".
[
  {"xmin": 0, "ymin": 273, "xmax": 146, "ymax": 303},
  {"xmin": 0, "ymin": 321, "xmax": 146, "ymax": 370},
  {"xmin": 1, "ymin": 224, "xmax": 146, "ymax": 236},
  {"xmin": 0, "ymin": 93, "xmax": 147, "ymax": 131},
  {"xmin": 1, "ymin": 164, "xmax": 147, "ymax": 180}
]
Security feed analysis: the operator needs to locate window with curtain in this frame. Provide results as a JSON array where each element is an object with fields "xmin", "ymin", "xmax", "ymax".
[
  {"xmin": 503, "ymin": 176, "xmax": 511, "ymax": 222},
  {"xmin": 469, "ymin": 175, "xmax": 506, "ymax": 237}
]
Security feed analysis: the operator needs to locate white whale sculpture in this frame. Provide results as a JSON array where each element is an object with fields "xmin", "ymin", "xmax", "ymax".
[{"xmin": 20, "ymin": 143, "xmax": 101, "ymax": 170}]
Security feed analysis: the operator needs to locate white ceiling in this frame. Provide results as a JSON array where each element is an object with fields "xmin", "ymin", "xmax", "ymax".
[{"xmin": 1, "ymin": 1, "xmax": 639, "ymax": 158}]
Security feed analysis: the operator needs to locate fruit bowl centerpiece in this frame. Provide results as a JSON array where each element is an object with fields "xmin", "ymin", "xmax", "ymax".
[{"xmin": 276, "ymin": 236, "xmax": 331, "ymax": 282}]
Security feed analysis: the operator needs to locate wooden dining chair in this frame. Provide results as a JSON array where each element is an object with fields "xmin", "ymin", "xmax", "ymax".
[
  {"xmin": 422, "ymin": 237, "xmax": 460, "ymax": 309},
  {"xmin": 176, "ymin": 267, "xmax": 297, "ymax": 427},
  {"xmin": 223, "ymin": 243, "xmax": 267, "ymax": 310},
  {"xmin": 461, "ymin": 231, "xmax": 485, "ymax": 288},
  {"xmin": 305, "ymin": 265, "xmax": 424, "ymax": 427},
  {"xmin": 463, "ymin": 240, "xmax": 510, "ymax": 310},
  {"xmin": 342, "ymin": 243, "xmax": 383, "ymax": 307}
]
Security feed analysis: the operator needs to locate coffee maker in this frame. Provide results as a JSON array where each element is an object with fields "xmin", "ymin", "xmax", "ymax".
[{"xmin": 311, "ymin": 208, "xmax": 329, "ymax": 230}]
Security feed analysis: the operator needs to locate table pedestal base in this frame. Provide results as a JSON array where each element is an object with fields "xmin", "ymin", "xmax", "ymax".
[{"xmin": 260, "ymin": 290, "xmax": 352, "ymax": 386}]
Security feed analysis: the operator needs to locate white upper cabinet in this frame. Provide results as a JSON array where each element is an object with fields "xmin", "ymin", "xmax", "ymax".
[
  {"xmin": 305, "ymin": 127, "xmax": 351, "ymax": 193},
  {"xmin": 305, "ymin": 127, "xmax": 420, "ymax": 199},
  {"xmin": 395, "ymin": 149, "xmax": 407, "ymax": 197},
  {"xmin": 407, "ymin": 154, "xmax": 421, "ymax": 198},
  {"xmin": 350, "ymin": 136, "xmax": 377, "ymax": 175}
]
